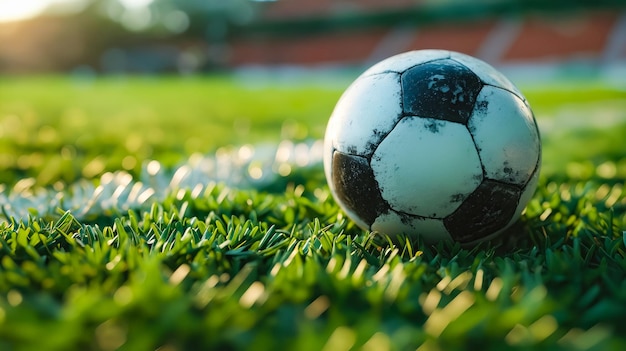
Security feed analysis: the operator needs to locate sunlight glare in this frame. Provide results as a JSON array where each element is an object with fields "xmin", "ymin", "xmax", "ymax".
[
  {"xmin": 0, "ymin": 0, "xmax": 85, "ymax": 23},
  {"xmin": 0, "ymin": 0, "xmax": 47, "ymax": 22}
]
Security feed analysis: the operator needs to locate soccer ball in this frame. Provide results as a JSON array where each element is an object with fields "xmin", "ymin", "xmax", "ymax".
[{"xmin": 323, "ymin": 50, "xmax": 541, "ymax": 245}]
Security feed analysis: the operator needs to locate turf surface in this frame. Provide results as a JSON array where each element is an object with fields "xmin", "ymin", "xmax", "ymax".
[{"xmin": 0, "ymin": 75, "xmax": 625, "ymax": 350}]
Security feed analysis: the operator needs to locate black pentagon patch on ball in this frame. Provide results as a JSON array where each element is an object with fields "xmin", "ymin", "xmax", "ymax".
[
  {"xmin": 401, "ymin": 59, "xmax": 483, "ymax": 124},
  {"xmin": 332, "ymin": 151, "xmax": 388, "ymax": 226},
  {"xmin": 444, "ymin": 180, "xmax": 521, "ymax": 243}
]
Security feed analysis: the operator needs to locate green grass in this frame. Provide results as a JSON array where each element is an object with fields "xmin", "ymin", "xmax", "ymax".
[
  {"xmin": 0, "ymin": 76, "xmax": 336, "ymax": 186},
  {"xmin": 0, "ymin": 75, "xmax": 625, "ymax": 351}
]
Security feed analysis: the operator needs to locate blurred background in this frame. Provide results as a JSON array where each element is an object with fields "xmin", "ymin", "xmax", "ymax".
[{"xmin": 1, "ymin": 0, "xmax": 625, "ymax": 83}]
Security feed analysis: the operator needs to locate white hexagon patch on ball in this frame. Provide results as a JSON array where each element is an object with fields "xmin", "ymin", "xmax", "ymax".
[{"xmin": 323, "ymin": 49, "xmax": 541, "ymax": 245}]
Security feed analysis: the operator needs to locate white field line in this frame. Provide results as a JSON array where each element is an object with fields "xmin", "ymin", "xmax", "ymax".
[
  {"xmin": 0, "ymin": 140, "xmax": 324, "ymax": 221},
  {"xmin": 536, "ymin": 100, "xmax": 626, "ymax": 136}
]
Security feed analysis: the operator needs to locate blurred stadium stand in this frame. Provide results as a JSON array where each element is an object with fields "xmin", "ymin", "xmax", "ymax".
[
  {"xmin": 0, "ymin": 0, "xmax": 624, "ymax": 77},
  {"xmin": 233, "ymin": 1, "xmax": 625, "ymax": 68}
]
